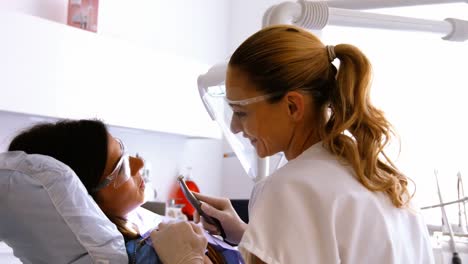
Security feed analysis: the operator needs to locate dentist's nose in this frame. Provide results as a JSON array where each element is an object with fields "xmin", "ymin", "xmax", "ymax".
[{"xmin": 230, "ymin": 115, "xmax": 242, "ymax": 134}]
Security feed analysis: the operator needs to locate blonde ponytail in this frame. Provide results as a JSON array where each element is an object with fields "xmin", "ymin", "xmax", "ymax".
[{"xmin": 322, "ymin": 44, "xmax": 411, "ymax": 208}]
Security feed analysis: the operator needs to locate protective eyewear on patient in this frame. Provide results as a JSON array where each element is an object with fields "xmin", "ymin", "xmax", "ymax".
[{"xmin": 92, "ymin": 139, "xmax": 131, "ymax": 192}]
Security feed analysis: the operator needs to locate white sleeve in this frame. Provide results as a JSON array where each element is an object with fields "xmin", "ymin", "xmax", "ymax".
[{"xmin": 238, "ymin": 176, "xmax": 341, "ymax": 264}]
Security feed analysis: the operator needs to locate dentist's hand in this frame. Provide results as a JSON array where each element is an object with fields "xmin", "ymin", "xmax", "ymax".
[
  {"xmin": 151, "ymin": 221, "xmax": 207, "ymax": 264},
  {"xmin": 193, "ymin": 193, "xmax": 247, "ymax": 245}
]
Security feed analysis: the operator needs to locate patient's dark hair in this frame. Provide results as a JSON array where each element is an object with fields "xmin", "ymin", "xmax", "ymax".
[
  {"xmin": 8, "ymin": 119, "xmax": 143, "ymax": 240},
  {"xmin": 8, "ymin": 119, "xmax": 108, "ymax": 194}
]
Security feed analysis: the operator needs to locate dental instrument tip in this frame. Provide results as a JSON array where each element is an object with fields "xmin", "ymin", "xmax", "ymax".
[{"xmin": 452, "ymin": 252, "xmax": 462, "ymax": 264}]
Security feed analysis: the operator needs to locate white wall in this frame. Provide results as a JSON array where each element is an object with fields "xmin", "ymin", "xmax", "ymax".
[
  {"xmin": 98, "ymin": 0, "xmax": 229, "ymax": 65},
  {"xmin": 227, "ymin": 0, "xmax": 284, "ymax": 55},
  {"xmin": 0, "ymin": 0, "xmax": 68, "ymax": 23},
  {"xmin": 0, "ymin": 0, "xmax": 230, "ymax": 65},
  {"xmin": 221, "ymin": 139, "xmax": 254, "ymax": 199},
  {"xmin": 0, "ymin": 12, "xmax": 221, "ymax": 138},
  {"xmin": 178, "ymin": 138, "xmax": 223, "ymax": 196}
]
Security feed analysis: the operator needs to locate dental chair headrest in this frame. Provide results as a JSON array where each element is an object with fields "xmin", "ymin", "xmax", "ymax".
[{"xmin": 0, "ymin": 151, "xmax": 128, "ymax": 264}]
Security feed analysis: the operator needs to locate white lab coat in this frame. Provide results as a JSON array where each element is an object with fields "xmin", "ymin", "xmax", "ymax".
[{"xmin": 238, "ymin": 142, "xmax": 435, "ymax": 264}]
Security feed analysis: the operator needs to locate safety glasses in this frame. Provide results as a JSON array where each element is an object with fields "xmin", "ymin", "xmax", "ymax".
[
  {"xmin": 92, "ymin": 138, "xmax": 131, "ymax": 193},
  {"xmin": 204, "ymin": 84, "xmax": 283, "ymax": 107},
  {"xmin": 225, "ymin": 91, "xmax": 284, "ymax": 106}
]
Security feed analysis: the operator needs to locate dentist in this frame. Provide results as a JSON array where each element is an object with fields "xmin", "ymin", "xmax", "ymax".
[{"xmin": 158, "ymin": 24, "xmax": 435, "ymax": 264}]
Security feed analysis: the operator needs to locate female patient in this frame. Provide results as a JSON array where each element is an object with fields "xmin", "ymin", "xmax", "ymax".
[{"xmin": 8, "ymin": 119, "xmax": 239, "ymax": 264}]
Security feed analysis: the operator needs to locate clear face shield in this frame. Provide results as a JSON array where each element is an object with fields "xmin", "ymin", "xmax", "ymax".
[
  {"xmin": 199, "ymin": 84, "xmax": 264, "ymax": 180},
  {"xmin": 198, "ymin": 64, "xmax": 286, "ymax": 181}
]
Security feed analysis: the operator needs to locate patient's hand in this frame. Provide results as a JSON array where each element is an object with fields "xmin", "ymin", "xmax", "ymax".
[{"xmin": 150, "ymin": 221, "xmax": 207, "ymax": 264}]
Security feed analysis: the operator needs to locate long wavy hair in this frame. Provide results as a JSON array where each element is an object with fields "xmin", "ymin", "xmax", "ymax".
[{"xmin": 229, "ymin": 25, "xmax": 411, "ymax": 208}]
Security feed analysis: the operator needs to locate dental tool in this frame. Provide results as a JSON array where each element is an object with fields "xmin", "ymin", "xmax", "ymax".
[
  {"xmin": 457, "ymin": 171, "xmax": 468, "ymax": 233},
  {"xmin": 421, "ymin": 197, "xmax": 468, "ymax": 210},
  {"xmin": 435, "ymin": 169, "xmax": 462, "ymax": 264},
  {"xmin": 177, "ymin": 175, "xmax": 226, "ymax": 239}
]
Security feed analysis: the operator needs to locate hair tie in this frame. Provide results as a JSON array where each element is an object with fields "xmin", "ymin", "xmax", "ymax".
[{"xmin": 326, "ymin": 45, "xmax": 336, "ymax": 62}]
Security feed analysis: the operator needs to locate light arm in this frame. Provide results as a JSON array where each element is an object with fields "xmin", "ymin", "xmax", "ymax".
[
  {"xmin": 263, "ymin": 1, "xmax": 468, "ymax": 41},
  {"xmin": 326, "ymin": 0, "xmax": 467, "ymax": 10}
]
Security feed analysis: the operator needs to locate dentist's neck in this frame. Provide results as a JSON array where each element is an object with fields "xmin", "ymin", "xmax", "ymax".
[{"xmin": 284, "ymin": 124, "xmax": 320, "ymax": 160}]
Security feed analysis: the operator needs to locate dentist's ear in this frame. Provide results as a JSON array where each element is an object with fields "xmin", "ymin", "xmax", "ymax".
[{"xmin": 285, "ymin": 91, "xmax": 305, "ymax": 121}]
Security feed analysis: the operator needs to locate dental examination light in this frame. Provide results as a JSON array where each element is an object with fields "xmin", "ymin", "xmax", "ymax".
[
  {"xmin": 324, "ymin": 0, "xmax": 466, "ymax": 10},
  {"xmin": 263, "ymin": 0, "xmax": 468, "ymax": 41},
  {"xmin": 198, "ymin": 0, "xmax": 468, "ymax": 182}
]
